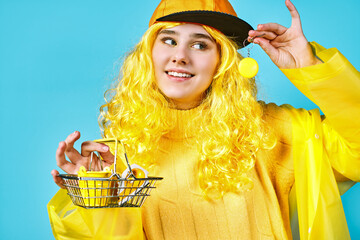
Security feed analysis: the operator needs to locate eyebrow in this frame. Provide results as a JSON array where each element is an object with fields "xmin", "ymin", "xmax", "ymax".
[{"xmin": 158, "ymin": 29, "xmax": 215, "ymax": 42}]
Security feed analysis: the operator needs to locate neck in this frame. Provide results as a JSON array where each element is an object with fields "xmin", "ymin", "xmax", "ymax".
[{"xmin": 169, "ymin": 94, "xmax": 206, "ymax": 110}]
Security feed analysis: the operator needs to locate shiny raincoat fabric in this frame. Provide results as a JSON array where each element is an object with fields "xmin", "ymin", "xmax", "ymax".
[
  {"xmin": 47, "ymin": 42, "xmax": 359, "ymax": 239},
  {"xmin": 283, "ymin": 42, "xmax": 360, "ymax": 240}
]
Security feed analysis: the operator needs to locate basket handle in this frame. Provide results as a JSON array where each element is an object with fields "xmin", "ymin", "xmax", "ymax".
[
  {"xmin": 93, "ymin": 138, "xmax": 134, "ymax": 177},
  {"xmin": 88, "ymin": 151, "xmax": 103, "ymax": 171}
]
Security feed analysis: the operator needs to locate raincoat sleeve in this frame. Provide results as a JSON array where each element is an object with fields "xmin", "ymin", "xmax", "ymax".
[
  {"xmin": 47, "ymin": 189, "xmax": 145, "ymax": 240},
  {"xmin": 282, "ymin": 42, "xmax": 360, "ymax": 181},
  {"xmin": 281, "ymin": 42, "xmax": 360, "ymax": 240}
]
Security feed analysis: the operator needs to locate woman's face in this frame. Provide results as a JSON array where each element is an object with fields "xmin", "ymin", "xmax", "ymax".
[{"xmin": 152, "ymin": 24, "xmax": 219, "ymax": 109}]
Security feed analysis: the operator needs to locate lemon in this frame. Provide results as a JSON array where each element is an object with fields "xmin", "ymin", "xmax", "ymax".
[
  {"xmin": 132, "ymin": 168, "xmax": 146, "ymax": 178},
  {"xmin": 239, "ymin": 57, "xmax": 259, "ymax": 78},
  {"xmin": 123, "ymin": 167, "xmax": 147, "ymax": 197}
]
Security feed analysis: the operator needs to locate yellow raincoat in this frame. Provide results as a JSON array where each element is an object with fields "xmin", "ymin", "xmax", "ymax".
[
  {"xmin": 47, "ymin": 42, "xmax": 360, "ymax": 239},
  {"xmin": 283, "ymin": 42, "xmax": 360, "ymax": 240}
]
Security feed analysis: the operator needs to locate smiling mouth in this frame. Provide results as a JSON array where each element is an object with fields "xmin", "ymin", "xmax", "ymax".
[{"xmin": 166, "ymin": 71, "xmax": 194, "ymax": 78}]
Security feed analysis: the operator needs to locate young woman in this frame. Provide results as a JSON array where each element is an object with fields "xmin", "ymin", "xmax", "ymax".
[{"xmin": 49, "ymin": 0, "xmax": 360, "ymax": 239}]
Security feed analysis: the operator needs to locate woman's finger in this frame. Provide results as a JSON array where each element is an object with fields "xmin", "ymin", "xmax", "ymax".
[
  {"xmin": 285, "ymin": 0, "xmax": 302, "ymax": 31},
  {"xmin": 64, "ymin": 131, "xmax": 82, "ymax": 161},
  {"xmin": 99, "ymin": 150, "xmax": 115, "ymax": 164},
  {"xmin": 81, "ymin": 141, "xmax": 110, "ymax": 157},
  {"xmin": 56, "ymin": 141, "xmax": 76, "ymax": 173},
  {"xmin": 248, "ymin": 30, "xmax": 277, "ymax": 41},
  {"xmin": 51, "ymin": 169, "xmax": 66, "ymax": 189},
  {"xmin": 253, "ymin": 37, "xmax": 279, "ymax": 63},
  {"xmin": 256, "ymin": 23, "xmax": 287, "ymax": 36}
]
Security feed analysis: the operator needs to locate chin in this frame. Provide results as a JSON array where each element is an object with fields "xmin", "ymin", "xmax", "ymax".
[{"xmin": 162, "ymin": 90, "xmax": 189, "ymax": 100}]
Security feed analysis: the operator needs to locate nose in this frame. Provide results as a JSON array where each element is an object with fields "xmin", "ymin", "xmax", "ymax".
[{"xmin": 171, "ymin": 46, "xmax": 189, "ymax": 65}]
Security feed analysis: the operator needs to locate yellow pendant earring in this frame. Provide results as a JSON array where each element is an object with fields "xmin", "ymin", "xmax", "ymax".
[{"xmin": 239, "ymin": 34, "xmax": 264, "ymax": 79}]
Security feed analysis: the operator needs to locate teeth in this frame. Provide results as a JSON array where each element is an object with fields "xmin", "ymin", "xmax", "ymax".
[{"xmin": 167, "ymin": 71, "xmax": 192, "ymax": 78}]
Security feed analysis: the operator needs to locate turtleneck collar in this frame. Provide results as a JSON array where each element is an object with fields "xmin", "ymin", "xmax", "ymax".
[{"xmin": 163, "ymin": 104, "xmax": 208, "ymax": 140}]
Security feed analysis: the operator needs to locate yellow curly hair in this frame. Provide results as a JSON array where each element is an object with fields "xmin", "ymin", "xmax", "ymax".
[{"xmin": 99, "ymin": 22, "xmax": 275, "ymax": 198}]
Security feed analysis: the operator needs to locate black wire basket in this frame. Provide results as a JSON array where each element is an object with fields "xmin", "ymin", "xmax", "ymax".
[{"xmin": 58, "ymin": 139, "xmax": 162, "ymax": 208}]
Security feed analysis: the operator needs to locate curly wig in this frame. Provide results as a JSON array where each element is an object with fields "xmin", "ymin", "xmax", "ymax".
[{"xmin": 99, "ymin": 22, "xmax": 275, "ymax": 198}]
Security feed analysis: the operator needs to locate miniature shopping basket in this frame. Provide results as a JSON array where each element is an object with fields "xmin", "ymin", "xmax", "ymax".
[{"xmin": 58, "ymin": 139, "xmax": 162, "ymax": 208}]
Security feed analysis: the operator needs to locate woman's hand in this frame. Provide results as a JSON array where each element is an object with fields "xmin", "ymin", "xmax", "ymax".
[
  {"xmin": 248, "ymin": 0, "xmax": 322, "ymax": 69},
  {"xmin": 51, "ymin": 131, "xmax": 115, "ymax": 188}
]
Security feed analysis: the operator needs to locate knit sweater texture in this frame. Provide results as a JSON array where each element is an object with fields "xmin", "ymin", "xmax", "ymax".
[{"xmin": 142, "ymin": 104, "xmax": 294, "ymax": 240}]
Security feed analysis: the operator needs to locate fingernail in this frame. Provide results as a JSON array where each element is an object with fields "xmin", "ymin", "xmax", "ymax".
[
  {"xmin": 257, "ymin": 24, "xmax": 262, "ymax": 29},
  {"xmin": 102, "ymin": 146, "xmax": 109, "ymax": 151},
  {"xmin": 72, "ymin": 131, "xmax": 77, "ymax": 136}
]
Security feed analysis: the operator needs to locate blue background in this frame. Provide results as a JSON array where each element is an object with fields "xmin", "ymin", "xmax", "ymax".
[{"xmin": 0, "ymin": 0, "xmax": 359, "ymax": 239}]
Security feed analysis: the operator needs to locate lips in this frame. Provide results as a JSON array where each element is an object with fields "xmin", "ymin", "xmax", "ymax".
[
  {"xmin": 167, "ymin": 71, "xmax": 192, "ymax": 78},
  {"xmin": 165, "ymin": 69, "xmax": 194, "ymax": 79}
]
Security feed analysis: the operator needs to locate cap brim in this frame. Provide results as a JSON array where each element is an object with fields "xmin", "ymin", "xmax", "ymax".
[{"xmin": 156, "ymin": 10, "xmax": 253, "ymax": 48}]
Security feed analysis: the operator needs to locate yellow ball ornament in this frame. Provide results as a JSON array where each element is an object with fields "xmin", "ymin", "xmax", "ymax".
[{"xmin": 239, "ymin": 57, "xmax": 259, "ymax": 78}]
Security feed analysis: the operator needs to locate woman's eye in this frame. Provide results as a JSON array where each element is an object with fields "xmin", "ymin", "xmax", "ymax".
[
  {"xmin": 164, "ymin": 38, "xmax": 176, "ymax": 46},
  {"xmin": 193, "ymin": 42, "xmax": 207, "ymax": 50}
]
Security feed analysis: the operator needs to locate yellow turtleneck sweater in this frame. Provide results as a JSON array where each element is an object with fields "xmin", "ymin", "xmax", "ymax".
[
  {"xmin": 142, "ymin": 104, "xmax": 294, "ymax": 240},
  {"xmin": 48, "ymin": 43, "xmax": 360, "ymax": 240}
]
